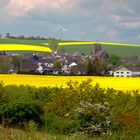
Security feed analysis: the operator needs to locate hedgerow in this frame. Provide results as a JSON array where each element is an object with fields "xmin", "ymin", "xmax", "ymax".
[{"xmin": 0, "ymin": 79, "xmax": 140, "ymax": 139}]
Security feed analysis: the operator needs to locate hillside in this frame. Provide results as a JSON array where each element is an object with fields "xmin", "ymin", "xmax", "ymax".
[
  {"xmin": 0, "ymin": 38, "xmax": 140, "ymax": 57},
  {"xmin": 0, "ymin": 38, "xmax": 47, "ymax": 46}
]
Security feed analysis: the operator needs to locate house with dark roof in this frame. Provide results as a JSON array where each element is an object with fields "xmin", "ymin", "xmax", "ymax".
[
  {"xmin": 62, "ymin": 60, "xmax": 78, "ymax": 74},
  {"xmin": 39, "ymin": 58, "xmax": 54, "ymax": 68},
  {"xmin": 70, "ymin": 64, "xmax": 86, "ymax": 75},
  {"xmin": 109, "ymin": 65, "xmax": 140, "ymax": 77},
  {"xmin": 121, "ymin": 56, "xmax": 140, "ymax": 65},
  {"xmin": 20, "ymin": 62, "xmax": 39, "ymax": 71},
  {"xmin": 20, "ymin": 54, "xmax": 39, "ymax": 72}
]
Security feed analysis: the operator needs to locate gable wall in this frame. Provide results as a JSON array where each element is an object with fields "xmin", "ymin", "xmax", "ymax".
[{"xmin": 114, "ymin": 67, "xmax": 132, "ymax": 77}]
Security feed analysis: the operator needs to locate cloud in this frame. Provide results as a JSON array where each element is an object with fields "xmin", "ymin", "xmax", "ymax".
[
  {"xmin": 0, "ymin": 0, "xmax": 140, "ymax": 43},
  {"xmin": 136, "ymin": 35, "xmax": 140, "ymax": 41},
  {"xmin": 121, "ymin": 21, "xmax": 140, "ymax": 29},
  {"xmin": 106, "ymin": 31, "xmax": 119, "ymax": 37},
  {"xmin": 0, "ymin": 0, "xmax": 9, "ymax": 9},
  {"xmin": 110, "ymin": 15, "xmax": 124, "ymax": 22},
  {"xmin": 2, "ymin": 0, "xmax": 74, "ymax": 17}
]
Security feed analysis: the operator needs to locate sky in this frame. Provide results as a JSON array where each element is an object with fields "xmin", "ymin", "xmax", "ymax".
[{"xmin": 0, "ymin": 0, "xmax": 140, "ymax": 44}]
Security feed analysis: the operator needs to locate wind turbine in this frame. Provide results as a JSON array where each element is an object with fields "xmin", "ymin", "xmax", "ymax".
[
  {"xmin": 52, "ymin": 24, "xmax": 67, "ymax": 40},
  {"xmin": 58, "ymin": 24, "xmax": 67, "ymax": 32}
]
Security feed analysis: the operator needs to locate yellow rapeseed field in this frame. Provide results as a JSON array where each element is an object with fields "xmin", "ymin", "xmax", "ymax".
[
  {"xmin": 0, "ymin": 44, "xmax": 52, "ymax": 52},
  {"xmin": 43, "ymin": 42, "xmax": 140, "ymax": 48},
  {"xmin": 58, "ymin": 42, "xmax": 140, "ymax": 47},
  {"xmin": 0, "ymin": 74, "xmax": 140, "ymax": 91}
]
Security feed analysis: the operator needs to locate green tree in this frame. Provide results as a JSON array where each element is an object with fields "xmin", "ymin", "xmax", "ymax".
[
  {"xmin": 11, "ymin": 56, "xmax": 20, "ymax": 70},
  {"xmin": 48, "ymin": 37, "xmax": 59, "ymax": 52},
  {"xmin": 93, "ymin": 58, "xmax": 104, "ymax": 75},
  {"xmin": 6, "ymin": 33, "xmax": 10, "ymax": 38},
  {"xmin": 125, "ymin": 62, "xmax": 135, "ymax": 67},
  {"xmin": 108, "ymin": 54, "xmax": 121, "ymax": 66},
  {"xmin": 86, "ymin": 58, "xmax": 104, "ymax": 76},
  {"xmin": 0, "ymin": 57, "xmax": 9, "ymax": 73},
  {"xmin": 86, "ymin": 58, "xmax": 95, "ymax": 76},
  {"xmin": 54, "ymin": 61, "xmax": 62, "ymax": 70}
]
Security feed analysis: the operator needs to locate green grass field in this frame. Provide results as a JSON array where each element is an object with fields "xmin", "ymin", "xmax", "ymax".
[
  {"xmin": 60, "ymin": 43, "xmax": 140, "ymax": 57},
  {"xmin": 0, "ymin": 38, "xmax": 47, "ymax": 46},
  {"xmin": 0, "ymin": 38, "xmax": 140, "ymax": 57}
]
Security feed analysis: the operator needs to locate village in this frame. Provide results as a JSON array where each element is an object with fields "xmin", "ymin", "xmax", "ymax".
[{"xmin": 0, "ymin": 43, "xmax": 140, "ymax": 77}]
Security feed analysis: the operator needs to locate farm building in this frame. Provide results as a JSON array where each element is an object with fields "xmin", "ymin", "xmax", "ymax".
[{"xmin": 109, "ymin": 65, "xmax": 140, "ymax": 77}]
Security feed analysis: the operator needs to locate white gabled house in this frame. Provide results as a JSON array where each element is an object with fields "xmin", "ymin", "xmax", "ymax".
[
  {"xmin": 109, "ymin": 65, "xmax": 140, "ymax": 77},
  {"xmin": 62, "ymin": 64, "xmax": 70, "ymax": 74},
  {"xmin": 69, "ymin": 62, "xmax": 77, "ymax": 67},
  {"xmin": 36, "ymin": 63, "xmax": 44, "ymax": 74},
  {"xmin": 62, "ymin": 62, "xmax": 77, "ymax": 74}
]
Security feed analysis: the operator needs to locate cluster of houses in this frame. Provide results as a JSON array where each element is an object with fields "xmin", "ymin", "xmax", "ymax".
[
  {"xmin": 1, "ymin": 44, "xmax": 140, "ymax": 77},
  {"xmin": 0, "ymin": 44, "xmax": 109, "ymax": 76},
  {"xmin": 0, "ymin": 50, "xmax": 87, "ymax": 75},
  {"xmin": 19, "ymin": 51, "xmax": 87, "ymax": 75}
]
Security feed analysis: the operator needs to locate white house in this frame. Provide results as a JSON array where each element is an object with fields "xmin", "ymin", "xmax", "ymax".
[
  {"xmin": 69, "ymin": 62, "xmax": 77, "ymax": 67},
  {"xmin": 62, "ymin": 64, "xmax": 70, "ymax": 74},
  {"xmin": 62, "ymin": 62, "xmax": 77, "ymax": 74},
  {"xmin": 36, "ymin": 63, "xmax": 43, "ymax": 74},
  {"xmin": 109, "ymin": 66, "xmax": 140, "ymax": 77}
]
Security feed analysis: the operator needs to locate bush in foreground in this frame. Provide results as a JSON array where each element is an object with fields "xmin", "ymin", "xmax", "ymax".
[
  {"xmin": 0, "ymin": 101, "xmax": 44, "ymax": 127},
  {"xmin": 0, "ymin": 79, "xmax": 140, "ymax": 139}
]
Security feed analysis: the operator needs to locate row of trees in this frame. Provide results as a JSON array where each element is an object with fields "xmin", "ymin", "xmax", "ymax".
[{"xmin": 1, "ymin": 33, "xmax": 47, "ymax": 40}]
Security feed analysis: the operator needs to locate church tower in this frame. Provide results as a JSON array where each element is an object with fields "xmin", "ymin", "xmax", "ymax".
[{"xmin": 91, "ymin": 43, "xmax": 102, "ymax": 55}]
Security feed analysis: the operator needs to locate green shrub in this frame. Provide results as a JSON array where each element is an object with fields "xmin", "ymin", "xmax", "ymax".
[
  {"xmin": 1, "ymin": 79, "xmax": 140, "ymax": 138},
  {"xmin": 0, "ymin": 81, "xmax": 5, "ymax": 103},
  {"xmin": 73, "ymin": 101, "xmax": 113, "ymax": 136},
  {"xmin": 44, "ymin": 113, "xmax": 80, "ymax": 135},
  {"xmin": 0, "ymin": 100, "xmax": 44, "ymax": 127}
]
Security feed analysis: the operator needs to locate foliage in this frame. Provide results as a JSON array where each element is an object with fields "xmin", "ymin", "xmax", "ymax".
[
  {"xmin": 44, "ymin": 113, "xmax": 80, "ymax": 135},
  {"xmin": 0, "ymin": 79, "xmax": 140, "ymax": 138},
  {"xmin": 86, "ymin": 57, "xmax": 95, "ymax": 75},
  {"xmin": 74, "ymin": 101, "xmax": 112, "ymax": 136},
  {"xmin": 0, "ymin": 100, "xmax": 44, "ymax": 127},
  {"xmin": 86, "ymin": 58, "xmax": 104, "ymax": 76},
  {"xmin": 0, "ymin": 57, "xmax": 9, "ymax": 73},
  {"xmin": 53, "ymin": 61, "xmax": 62, "ymax": 70},
  {"xmin": 48, "ymin": 38, "xmax": 59, "ymax": 52},
  {"xmin": 93, "ymin": 58, "xmax": 104, "ymax": 75},
  {"xmin": 11, "ymin": 56, "xmax": 20, "ymax": 70},
  {"xmin": 0, "ymin": 81, "xmax": 5, "ymax": 103},
  {"xmin": 108, "ymin": 54, "xmax": 121, "ymax": 66}
]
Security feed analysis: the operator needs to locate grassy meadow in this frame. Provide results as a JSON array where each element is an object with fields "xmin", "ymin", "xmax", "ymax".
[
  {"xmin": 0, "ymin": 126, "xmax": 93, "ymax": 140},
  {"xmin": 0, "ymin": 74, "xmax": 140, "ymax": 91},
  {"xmin": 60, "ymin": 43, "xmax": 140, "ymax": 57},
  {"xmin": 0, "ymin": 38, "xmax": 47, "ymax": 46}
]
